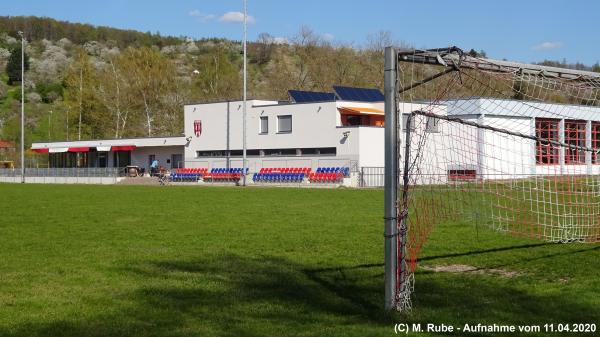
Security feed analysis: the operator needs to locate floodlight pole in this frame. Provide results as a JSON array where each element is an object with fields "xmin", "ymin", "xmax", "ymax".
[
  {"xmin": 241, "ymin": 0, "xmax": 248, "ymax": 186},
  {"xmin": 384, "ymin": 47, "xmax": 398, "ymax": 310},
  {"xmin": 19, "ymin": 31, "xmax": 25, "ymax": 183}
]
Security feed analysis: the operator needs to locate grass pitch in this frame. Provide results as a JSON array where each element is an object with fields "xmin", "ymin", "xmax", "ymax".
[{"xmin": 0, "ymin": 184, "xmax": 599, "ymax": 336}]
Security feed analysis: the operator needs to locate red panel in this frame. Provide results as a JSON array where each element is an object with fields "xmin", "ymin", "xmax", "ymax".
[
  {"xmin": 448, "ymin": 170, "xmax": 477, "ymax": 180},
  {"xmin": 593, "ymin": 122, "xmax": 600, "ymax": 164},
  {"xmin": 112, "ymin": 145, "xmax": 136, "ymax": 151},
  {"xmin": 68, "ymin": 147, "xmax": 90, "ymax": 153},
  {"xmin": 32, "ymin": 148, "xmax": 49, "ymax": 153},
  {"xmin": 564, "ymin": 120, "xmax": 586, "ymax": 165},
  {"xmin": 535, "ymin": 118, "xmax": 560, "ymax": 165}
]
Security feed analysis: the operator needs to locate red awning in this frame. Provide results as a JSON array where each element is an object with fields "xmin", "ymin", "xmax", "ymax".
[
  {"xmin": 111, "ymin": 145, "xmax": 136, "ymax": 151},
  {"xmin": 32, "ymin": 148, "xmax": 49, "ymax": 153},
  {"xmin": 68, "ymin": 147, "xmax": 90, "ymax": 153}
]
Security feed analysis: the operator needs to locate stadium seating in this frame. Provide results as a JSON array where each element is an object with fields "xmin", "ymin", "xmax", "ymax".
[
  {"xmin": 315, "ymin": 167, "xmax": 350, "ymax": 177},
  {"xmin": 203, "ymin": 167, "xmax": 248, "ymax": 182},
  {"xmin": 253, "ymin": 172, "xmax": 305, "ymax": 183},
  {"xmin": 209, "ymin": 168, "xmax": 249, "ymax": 174},
  {"xmin": 253, "ymin": 167, "xmax": 311, "ymax": 183},
  {"xmin": 309, "ymin": 167, "xmax": 350, "ymax": 183},
  {"xmin": 258, "ymin": 167, "xmax": 311, "ymax": 174},
  {"xmin": 170, "ymin": 168, "xmax": 208, "ymax": 182}
]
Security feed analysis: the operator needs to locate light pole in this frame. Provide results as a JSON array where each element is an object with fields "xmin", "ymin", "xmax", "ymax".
[
  {"xmin": 242, "ymin": 0, "xmax": 248, "ymax": 186},
  {"xmin": 48, "ymin": 110, "xmax": 53, "ymax": 141},
  {"xmin": 18, "ymin": 31, "xmax": 25, "ymax": 183}
]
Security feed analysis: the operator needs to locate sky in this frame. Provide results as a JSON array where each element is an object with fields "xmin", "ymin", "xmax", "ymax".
[{"xmin": 1, "ymin": 0, "xmax": 599, "ymax": 65}]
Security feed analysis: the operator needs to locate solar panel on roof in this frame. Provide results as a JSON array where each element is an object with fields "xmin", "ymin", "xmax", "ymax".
[
  {"xmin": 333, "ymin": 86, "xmax": 384, "ymax": 102},
  {"xmin": 288, "ymin": 90, "xmax": 336, "ymax": 103}
]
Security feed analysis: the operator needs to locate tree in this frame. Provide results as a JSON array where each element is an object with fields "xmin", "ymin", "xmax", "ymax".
[
  {"xmin": 6, "ymin": 45, "xmax": 30, "ymax": 85},
  {"xmin": 118, "ymin": 47, "xmax": 176, "ymax": 137},
  {"xmin": 63, "ymin": 48, "xmax": 97, "ymax": 140},
  {"xmin": 255, "ymin": 33, "xmax": 275, "ymax": 65},
  {"xmin": 95, "ymin": 55, "xmax": 131, "ymax": 138},
  {"xmin": 192, "ymin": 46, "xmax": 241, "ymax": 101}
]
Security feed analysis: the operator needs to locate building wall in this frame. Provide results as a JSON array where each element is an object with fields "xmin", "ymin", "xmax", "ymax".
[
  {"xmin": 482, "ymin": 116, "xmax": 534, "ymax": 179},
  {"xmin": 184, "ymin": 100, "xmax": 363, "ymax": 171},
  {"xmin": 131, "ymin": 146, "xmax": 185, "ymax": 170},
  {"xmin": 357, "ymin": 127, "xmax": 384, "ymax": 167}
]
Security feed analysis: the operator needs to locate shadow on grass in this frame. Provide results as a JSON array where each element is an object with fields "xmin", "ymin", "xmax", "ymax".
[
  {"xmin": 418, "ymin": 242, "xmax": 554, "ymax": 262},
  {"xmin": 2, "ymin": 252, "xmax": 599, "ymax": 336}
]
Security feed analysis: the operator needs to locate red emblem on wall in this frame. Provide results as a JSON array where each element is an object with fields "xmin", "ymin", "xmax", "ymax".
[{"xmin": 194, "ymin": 120, "xmax": 202, "ymax": 137}]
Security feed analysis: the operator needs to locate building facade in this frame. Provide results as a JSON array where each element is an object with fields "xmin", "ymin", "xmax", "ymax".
[{"xmin": 31, "ymin": 136, "xmax": 187, "ymax": 170}]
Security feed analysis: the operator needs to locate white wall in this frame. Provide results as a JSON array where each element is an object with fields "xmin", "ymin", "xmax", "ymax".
[
  {"xmin": 184, "ymin": 100, "xmax": 361, "ymax": 171},
  {"xmin": 185, "ymin": 100, "xmax": 343, "ymax": 153},
  {"xmin": 482, "ymin": 116, "xmax": 534, "ymax": 179},
  {"xmin": 131, "ymin": 146, "xmax": 185, "ymax": 170},
  {"xmin": 358, "ymin": 127, "xmax": 384, "ymax": 167}
]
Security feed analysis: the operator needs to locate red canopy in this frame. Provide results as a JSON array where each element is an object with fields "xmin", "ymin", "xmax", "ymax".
[
  {"xmin": 112, "ymin": 145, "xmax": 136, "ymax": 151},
  {"xmin": 32, "ymin": 148, "xmax": 49, "ymax": 153},
  {"xmin": 68, "ymin": 147, "xmax": 90, "ymax": 153}
]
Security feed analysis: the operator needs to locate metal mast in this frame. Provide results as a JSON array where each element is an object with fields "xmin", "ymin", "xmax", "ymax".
[
  {"xmin": 383, "ymin": 47, "xmax": 399, "ymax": 310},
  {"xmin": 242, "ymin": 0, "xmax": 248, "ymax": 186},
  {"xmin": 19, "ymin": 31, "xmax": 25, "ymax": 183}
]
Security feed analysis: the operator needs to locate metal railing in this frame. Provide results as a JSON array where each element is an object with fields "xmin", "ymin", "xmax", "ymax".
[
  {"xmin": 359, "ymin": 166, "xmax": 385, "ymax": 187},
  {"xmin": 0, "ymin": 167, "xmax": 123, "ymax": 184}
]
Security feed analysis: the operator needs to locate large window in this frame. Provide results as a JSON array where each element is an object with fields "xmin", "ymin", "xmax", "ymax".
[
  {"xmin": 259, "ymin": 116, "xmax": 268, "ymax": 134},
  {"xmin": 593, "ymin": 122, "xmax": 600, "ymax": 164},
  {"xmin": 564, "ymin": 120, "xmax": 586, "ymax": 165},
  {"xmin": 277, "ymin": 115, "xmax": 292, "ymax": 133},
  {"xmin": 536, "ymin": 118, "xmax": 560, "ymax": 165}
]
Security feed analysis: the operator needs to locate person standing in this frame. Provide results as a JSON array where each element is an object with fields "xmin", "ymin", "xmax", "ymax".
[{"xmin": 150, "ymin": 159, "xmax": 159, "ymax": 176}]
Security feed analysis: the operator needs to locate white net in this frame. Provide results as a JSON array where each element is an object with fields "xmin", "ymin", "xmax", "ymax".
[{"xmin": 393, "ymin": 47, "xmax": 600, "ymax": 311}]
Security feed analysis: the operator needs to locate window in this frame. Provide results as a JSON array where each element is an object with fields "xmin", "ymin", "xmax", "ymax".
[
  {"xmin": 593, "ymin": 122, "xmax": 600, "ymax": 164},
  {"xmin": 230, "ymin": 150, "xmax": 260, "ymax": 156},
  {"xmin": 448, "ymin": 169, "xmax": 477, "ymax": 181},
  {"xmin": 113, "ymin": 151, "xmax": 131, "ymax": 168},
  {"xmin": 197, "ymin": 150, "xmax": 260, "ymax": 157},
  {"xmin": 197, "ymin": 150, "xmax": 227, "ymax": 157},
  {"xmin": 278, "ymin": 115, "xmax": 292, "ymax": 133},
  {"xmin": 148, "ymin": 154, "xmax": 155, "ymax": 167},
  {"xmin": 564, "ymin": 120, "xmax": 586, "ymax": 165},
  {"xmin": 536, "ymin": 118, "xmax": 560, "ymax": 165},
  {"xmin": 318, "ymin": 147, "xmax": 337, "ymax": 155},
  {"xmin": 259, "ymin": 116, "xmax": 268, "ymax": 134},
  {"xmin": 301, "ymin": 147, "xmax": 337, "ymax": 156},
  {"xmin": 402, "ymin": 114, "xmax": 416, "ymax": 132},
  {"xmin": 426, "ymin": 116, "xmax": 440, "ymax": 133},
  {"xmin": 263, "ymin": 148, "xmax": 296, "ymax": 156}
]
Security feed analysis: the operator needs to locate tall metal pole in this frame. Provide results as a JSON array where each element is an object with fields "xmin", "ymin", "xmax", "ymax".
[
  {"xmin": 383, "ymin": 47, "xmax": 398, "ymax": 310},
  {"xmin": 19, "ymin": 31, "xmax": 25, "ymax": 183},
  {"xmin": 241, "ymin": 0, "xmax": 248, "ymax": 186}
]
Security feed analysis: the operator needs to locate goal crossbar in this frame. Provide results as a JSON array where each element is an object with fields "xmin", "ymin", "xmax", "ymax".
[{"xmin": 398, "ymin": 47, "xmax": 600, "ymax": 84}]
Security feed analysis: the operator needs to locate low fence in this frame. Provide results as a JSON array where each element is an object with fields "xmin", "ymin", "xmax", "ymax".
[
  {"xmin": 0, "ymin": 165, "xmax": 383, "ymax": 188},
  {"xmin": 359, "ymin": 166, "xmax": 385, "ymax": 187},
  {"xmin": 0, "ymin": 167, "xmax": 122, "ymax": 184}
]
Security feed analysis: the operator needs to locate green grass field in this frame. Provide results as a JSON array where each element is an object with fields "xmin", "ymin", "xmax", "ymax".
[{"xmin": 0, "ymin": 184, "xmax": 599, "ymax": 336}]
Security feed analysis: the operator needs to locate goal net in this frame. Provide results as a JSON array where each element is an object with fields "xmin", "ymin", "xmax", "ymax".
[{"xmin": 386, "ymin": 47, "xmax": 600, "ymax": 311}]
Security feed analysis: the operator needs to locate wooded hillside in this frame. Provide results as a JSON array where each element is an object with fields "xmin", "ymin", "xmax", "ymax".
[{"xmin": 0, "ymin": 16, "xmax": 597, "ymax": 148}]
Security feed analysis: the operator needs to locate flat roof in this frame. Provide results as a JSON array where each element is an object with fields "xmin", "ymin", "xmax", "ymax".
[{"xmin": 32, "ymin": 136, "xmax": 187, "ymax": 150}]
